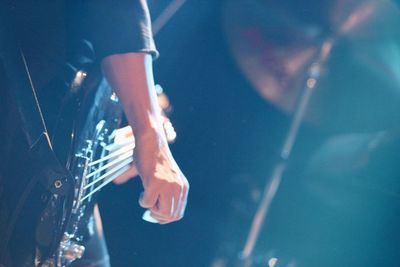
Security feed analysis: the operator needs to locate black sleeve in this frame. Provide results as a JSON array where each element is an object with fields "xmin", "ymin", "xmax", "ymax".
[{"xmin": 83, "ymin": 0, "xmax": 159, "ymax": 60}]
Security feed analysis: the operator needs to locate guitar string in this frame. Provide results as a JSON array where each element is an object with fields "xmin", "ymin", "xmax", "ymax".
[
  {"xmin": 80, "ymin": 164, "xmax": 131, "ymax": 202},
  {"xmin": 84, "ymin": 157, "xmax": 133, "ymax": 189},
  {"xmin": 104, "ymin": 135, "xmax": 135, "ymax": 152},
  {"xmin": 85, "ymin": 150, "xmax": 133, "ymax": 179},
  {"xmin": 79, "ymin": 125, "xmax": 172, "ymax": 201},
  {"xmin": 78, "ymin": 135, "xmax": 136, "ymax": 202},
  {"xmin": 88, "ymin": 141, "xmax": 135, "ymax": 166}
]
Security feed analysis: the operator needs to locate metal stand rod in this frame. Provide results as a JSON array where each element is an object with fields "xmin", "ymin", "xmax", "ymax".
[
  {"xmin": 152, "ymin": 0, "xmax": 187, "ymax": 36},
  {"xmin": 240, "ymin": 39, "xmax": 334, "ymax": 267}
]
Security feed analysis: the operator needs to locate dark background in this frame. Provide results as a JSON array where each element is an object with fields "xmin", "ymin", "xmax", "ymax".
[{"xmin": 99, "ymin": 1, "xmax": 400, "ymax": 267}]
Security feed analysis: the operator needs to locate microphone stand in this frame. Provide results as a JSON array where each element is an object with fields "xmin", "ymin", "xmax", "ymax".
[{"xmin": 239, "ymin": 38, "xmax": 334, "ymax": 267}]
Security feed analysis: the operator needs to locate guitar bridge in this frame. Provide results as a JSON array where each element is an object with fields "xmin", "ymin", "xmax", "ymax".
[{"xmin": 58, "ymin": 234, "xmax": 86, "ymax": 263}]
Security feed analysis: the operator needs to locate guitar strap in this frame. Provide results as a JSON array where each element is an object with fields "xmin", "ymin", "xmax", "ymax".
[{"xmin": 0, "ymin": 2, "xmax": 73, "ymax": 263}]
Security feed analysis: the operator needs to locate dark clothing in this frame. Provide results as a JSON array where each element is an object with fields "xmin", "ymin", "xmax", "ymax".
[{"xmin": 13, "ymin": 0, "xmax": 158, "ymax": 90}]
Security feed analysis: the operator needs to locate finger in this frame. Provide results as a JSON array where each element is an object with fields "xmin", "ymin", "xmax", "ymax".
[
  {"xmin": 156, "ymin": 193, "xmax": 174, "ymax": 219},
  {"xmin": 148, "ymin": 208, "xmax": 171, "ymax": 221},
  {"xmin": 176, "ymin": 181, "xmax": 189, "ymax": 219},
  {"xmin": 145, "ymin": 196, "xmax": 172, "ymax": 221},
  {"xmin": 172, "ymin": 185, "xmax": 183, "ymax": 218},
  {"xmin": 139, "ymin": 186, "xmax": 159, "ymax": 209},
  {"xmin": 149, "ymin": 211, "xmax": 171, "ymax": 224},
  {"xmin": 142, "ymin": 210, "xmax": 170, "ymax": 224},
  {"xmin": 158, "ymin": 219, "xmax": 173, "ymax": 225}
]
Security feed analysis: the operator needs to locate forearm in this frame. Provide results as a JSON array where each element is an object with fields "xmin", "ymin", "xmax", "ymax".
[
  {"xmin": 101, "ymin": 52, "xmax": 188, "ymax": 224},
  {"xmin": 101, "ymin": 53, "xmax": 165, "ymax": 141}
]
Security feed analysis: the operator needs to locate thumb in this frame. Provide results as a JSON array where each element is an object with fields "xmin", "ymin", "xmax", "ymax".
[{"xmin": 139, "ymin": 187, "xmax": 159, "ymax": 209}]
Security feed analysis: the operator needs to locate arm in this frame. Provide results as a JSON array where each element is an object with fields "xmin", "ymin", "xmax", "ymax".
[{"xmin": 101, "ymin": 53, "xmax": 189, "ymax": 224}]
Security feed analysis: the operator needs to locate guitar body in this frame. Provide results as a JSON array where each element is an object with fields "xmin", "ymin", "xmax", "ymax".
[
  {"xmin": 0, "ymin": 69, "xmax": 125, "ymax": 267},
  {"xmin": 51, "ymin": 76, "xmax": 125, "ymax": 267}
]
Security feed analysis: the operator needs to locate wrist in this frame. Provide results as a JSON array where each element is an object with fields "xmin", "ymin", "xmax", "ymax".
[
  {"xmin": 124, "ymin": 103, "xmax": 163, "ymax": 137},
  {"xmin": 134, "ymin": 122, "xmax": 168, "ymax": 148}
]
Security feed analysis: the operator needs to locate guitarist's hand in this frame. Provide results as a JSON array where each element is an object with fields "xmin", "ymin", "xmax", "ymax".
[
  {"xmin": 112, "ymin": 110, "xmax": 176, "ymax": 185},
  {"xmin": 102, "ymin": 52, "xmax": 189, "ymax": 224},
  {"xmin": 109, "ymin": 126, "xmax": 188, "ymax": 223},
  {"xmin": 136, "ymin": 131, "xmax": 189, "ymax": 224}
]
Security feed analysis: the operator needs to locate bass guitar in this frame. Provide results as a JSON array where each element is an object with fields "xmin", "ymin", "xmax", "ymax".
[{"xmin": 0, "ymin": 64, "xmax": 175, "ymax": 267}]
